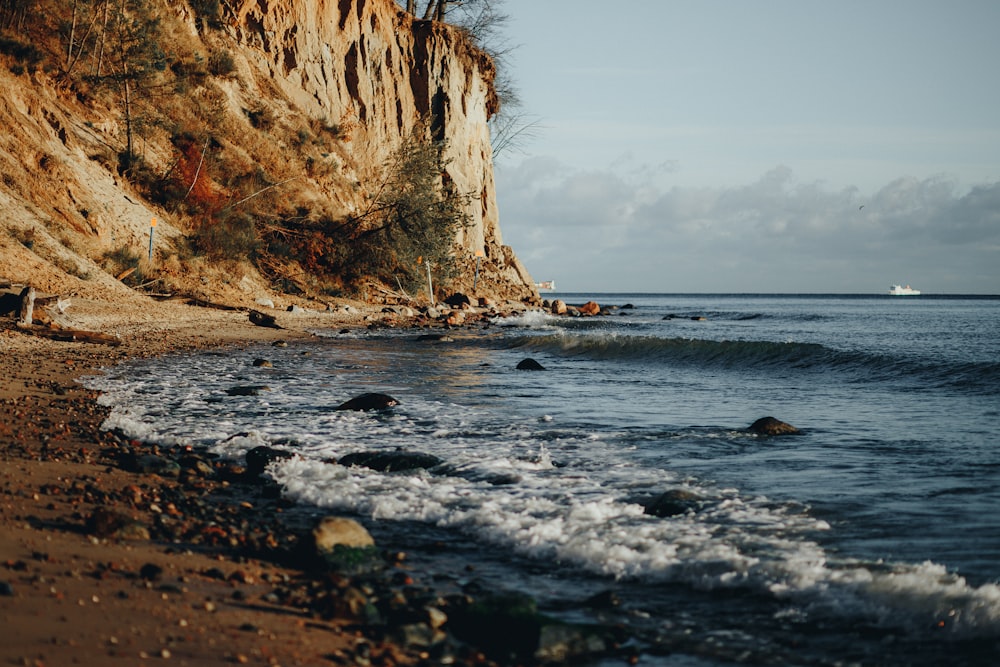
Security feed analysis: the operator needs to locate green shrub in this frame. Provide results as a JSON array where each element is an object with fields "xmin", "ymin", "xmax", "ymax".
[{"xmin": 343, "ymin": 131, "xmax": 472, "ymax": 292}]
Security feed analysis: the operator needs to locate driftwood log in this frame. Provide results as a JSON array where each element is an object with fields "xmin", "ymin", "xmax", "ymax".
[
  {"xmin": 187, "ymin": 297, "xmax": 243, "ymax": 311},
  {"xmin": 18, "ymin": 285, "xmax": 35, "ymax": 326},
  {"xmin": 17, "ymin": 325, "xmax": 122, "ymax": 346},
  {"xmin": 2, "ymin": 283, "xmax": 122, "ymax": 346}
]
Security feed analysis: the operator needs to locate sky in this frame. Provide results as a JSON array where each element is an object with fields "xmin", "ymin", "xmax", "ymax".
[{"xmin": 489, "ymin": 0, "xmax": 1000, "ymax": 293}]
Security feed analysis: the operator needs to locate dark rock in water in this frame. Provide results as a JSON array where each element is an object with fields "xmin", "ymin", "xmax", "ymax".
[
  {"xmin": 434, "ymin": 462, "xmax": 521, "ymax": 485},
  {"xmin": 748, "ymin": 416, "xmax": 801, "ymax": 436},
  {"xmin": 641, "ymin": 489, "xmax": 703, "ymax": 517},
  {"xmin": 536, "ymin": 623, "xmax": 612, "ymax": 663},
  {"xmin": 415, "ymin": 333, "xmax": 454, "ymax": 342},
  {"xmin": 516, "ymin": 358, "xmax": 546, "ymax": 371},
  {"xmin": 338, "ymin": 450, "xmax": 442, "ymax": 472},
  {"xmin": 448, "ymin": 591, "xmax": 614, "ymax": 663},
  {"xmin": 249, "ymin": 309, "xmax": 281, "ymax": 329},
  {"xmin": 245, "ymin": 446, "xmax": 295, "ymax": 476},
  {"xmin": 583, "ymin": 590, "xmax": 621, "ymax": 610},
  {"xmin": 335, "ymin": 392, "xmax": 399, "ymax": 411},
  {"xmin": 252, "ymin": 358, "xmax": 272, "ymax": 367},
  {"xmin": 272, "ymin": 340, "xmax": 288, "ymax": 348},
  {"xmin": 226, "ymin": 385, "xmax": 271, "ymax": 396}
]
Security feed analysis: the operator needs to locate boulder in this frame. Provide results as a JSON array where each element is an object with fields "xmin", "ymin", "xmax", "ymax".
[
  {"xmin": 225, "ymin": 385, "xmax": 271, "ymax": 396},
  {"xmin": 641, "ymin": 489, "xmax": 703, "ymax": 517},
  {"xmin": 748, "ymin": 416, "xmax": 801, "ymax": 436},
  {"xmin": 550, "ymin": 299, "xmax": 567, "ymax": 315},
  {"xmin": 335, "ymin": 392, "xmax": 399, "ymax": 411},
  {"xmin": 337, "ymin": 450, "xmax": 442, "ymax": 472},
  {"xmin": 86, "ymin": 507, "xmax": 150, "ymax": 540},
  {"xmin": 308, "ymin": 517, "xmax": 383, "ymax": 576},
  {"xmin": 448, "ymin": 592, "xmax": 614, "ymax": 663},
  {"xmin": 578, "ymin": 301, "xmax": 601, "ymax": 316},
  {"xmin": 444, "ymin": 292, "xmax": 472, "ymax": 308},
  {"xmin": 252, "ymin": 358, "xmax": 272, "ymax": 367},
  {"xmin": 312, "ymin": 516, "xmax": 375, "ymax": 551},
  {"xmin": 516, "ymin": 358, "xmax": 546, "ymax": 371},
  {"xmin": 245, "ymin": 446, "xmax": 295, "ymax": 476},
  {"xmin": 249, "ymin": 309, "xmax": 281, "ymax": 328}
]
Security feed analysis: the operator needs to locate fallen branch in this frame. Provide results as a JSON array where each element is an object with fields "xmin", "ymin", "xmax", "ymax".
[
  {"xmin": 186, "ymin": 297, "xmax": 244, "ymax": 311},
  {"xmin": 231, "ymin": 177, "xmax": 300, "ymax": 208}
]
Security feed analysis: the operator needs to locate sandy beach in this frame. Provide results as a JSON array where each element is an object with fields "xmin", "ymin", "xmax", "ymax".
[{"xmin": 1, "ymin": 294, "xmax": 448, "ymax": 666}]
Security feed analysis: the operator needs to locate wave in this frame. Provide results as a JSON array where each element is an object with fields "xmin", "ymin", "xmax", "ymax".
[{"xmin": 504, "ymin": 332, "xmax": 1000, "ymax": 393}]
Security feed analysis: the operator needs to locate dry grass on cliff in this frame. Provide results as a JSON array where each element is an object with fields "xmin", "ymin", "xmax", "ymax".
[{"xmin": 0, "ymin": 0, "xmax": 367, "ymax": 309}]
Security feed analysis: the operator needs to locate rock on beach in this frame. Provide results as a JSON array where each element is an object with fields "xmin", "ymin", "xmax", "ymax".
[
  {"xmin": 335, "ymin": 392, "xmax": 400, "ymax": 411},
  {"xmin": 748, "ymin": 416, "xmax": 801, "ymax": 435}
]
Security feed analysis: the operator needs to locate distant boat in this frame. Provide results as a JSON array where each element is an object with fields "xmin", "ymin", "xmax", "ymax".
[
  {"xmin": 889, "ymin": 284, "xmax": 920, "ymax": 296},
  {"xmin": 535, "ymin": 280, "xmax": 556, "ymax": 291}
]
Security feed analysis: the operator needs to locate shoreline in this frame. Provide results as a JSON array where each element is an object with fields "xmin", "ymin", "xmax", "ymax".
[{"xmin": 0, "ymin": 296, "xmax": 471, "ymax": 666}]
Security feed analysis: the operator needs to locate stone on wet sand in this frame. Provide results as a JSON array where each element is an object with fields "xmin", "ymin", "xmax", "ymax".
[{"xmin": 312, "ymin": 516, "xmax": 375, "ymax": 551}]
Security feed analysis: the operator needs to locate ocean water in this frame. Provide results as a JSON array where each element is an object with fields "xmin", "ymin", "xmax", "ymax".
[{"xmin": 86, "ymin": 293, "xmax": 1000, "ymax": 665}]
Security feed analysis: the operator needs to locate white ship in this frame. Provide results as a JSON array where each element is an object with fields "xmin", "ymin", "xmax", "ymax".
[
  {"xmin": 535, "ymin": 280, "xmax": 556, "ymax": 291},
  {"xmin": 889, "ymin": 284, "xmax": 920, "ymax": 295}
]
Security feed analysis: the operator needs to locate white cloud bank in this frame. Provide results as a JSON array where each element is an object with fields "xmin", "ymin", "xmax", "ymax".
[{"xmin": 495, "ymin": 158, "xmax": 1000, "ymax": 294}]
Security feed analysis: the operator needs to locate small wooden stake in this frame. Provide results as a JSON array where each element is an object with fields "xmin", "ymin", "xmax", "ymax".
[{"xmin": 18, "ymin": 285, "xmax": 35, "ymax": 327}]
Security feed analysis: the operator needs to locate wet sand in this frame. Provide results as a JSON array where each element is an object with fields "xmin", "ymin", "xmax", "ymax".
[{"xmin": 1, "ymin": 297, "xmax": 433, "ymax": 666}]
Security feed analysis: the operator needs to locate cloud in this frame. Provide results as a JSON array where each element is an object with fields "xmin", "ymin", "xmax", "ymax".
[{"xmin": 495, "ymin": 157, "xmax": 1000, "ymax": 293}]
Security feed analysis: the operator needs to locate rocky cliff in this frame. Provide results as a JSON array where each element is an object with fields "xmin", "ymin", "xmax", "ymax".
[{"xmin": 0, "ymin": 0, "xmax": 537, "ymax": 306}]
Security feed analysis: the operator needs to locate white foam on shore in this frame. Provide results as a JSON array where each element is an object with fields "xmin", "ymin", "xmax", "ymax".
[
  {"xmin": 269, "ymin": 451, "xmax": 1000, "ymax": 637},
  {"xmin": 83, "ymin": 339, "xmax": 1000, "ymax": 640},
  {"xmin": 490, "ymin": 309, "xmax": 555, "ymax": 328}
]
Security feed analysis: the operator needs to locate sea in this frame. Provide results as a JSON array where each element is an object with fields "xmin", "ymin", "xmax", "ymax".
[{"xmin": 84, "ymin": 293, "xmax": 1000, "ymax": 666}]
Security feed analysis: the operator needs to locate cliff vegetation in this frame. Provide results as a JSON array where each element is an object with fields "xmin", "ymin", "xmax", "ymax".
[{"xmin": 0, "ymin": 0, "xmax": 537, "ymax": 309}]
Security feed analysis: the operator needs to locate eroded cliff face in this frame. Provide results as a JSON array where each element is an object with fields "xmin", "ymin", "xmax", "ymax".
[
  {"xmin": 227, "ymin": 0, "xmax": 537, "ymax": 299},
  {"xmin": 0, "ymin": 0, "xmax": 535, "ymax": 305}
]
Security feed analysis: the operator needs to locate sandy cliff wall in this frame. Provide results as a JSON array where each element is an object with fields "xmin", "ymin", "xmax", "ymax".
[
  {"xmin": 226, "ymin": 0, "xmax": 537, "ymax": 299},
  {"xmin": 0, "ymin": 0, "xmax": 535, "ymax": 304}
]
